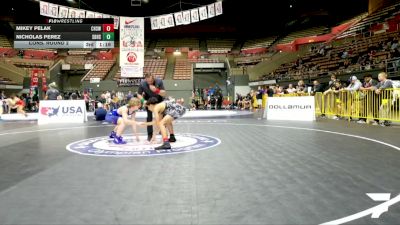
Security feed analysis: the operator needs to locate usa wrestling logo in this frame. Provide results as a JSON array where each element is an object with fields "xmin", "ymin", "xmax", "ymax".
[
  {"xmin": 66, "ymin": 133, "xmax": 220, "ymax": 157},
  {"xmin": 40, "ymin": 106, "xmax": 60, "ymax": 117}
]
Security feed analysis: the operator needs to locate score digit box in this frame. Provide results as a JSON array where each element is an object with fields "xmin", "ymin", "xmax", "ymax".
[
  {"xmin": 102, "ymin": 32, "xmax": 114, "ymax": 41},
  {"xmin": 102, "ymin": 24, "xmax": 114, "ymax": 32}
]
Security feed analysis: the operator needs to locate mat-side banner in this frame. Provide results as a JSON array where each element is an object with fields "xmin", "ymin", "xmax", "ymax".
[
  {"xmin": 265, "ymin": 96, "xmax": 315, "ymax": 121},
  {"xmin": 38, "ymin": 100, "xmax": 87, "ymax": 124}
]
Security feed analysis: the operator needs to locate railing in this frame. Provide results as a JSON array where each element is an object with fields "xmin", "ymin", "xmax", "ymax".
[
  {"xmin": 275, "ymin": 89, "xmax": 400, "ymax": 122},
  {"xmin": 315, "ymin": 89, "xmax": 400, "ymax": 122}
]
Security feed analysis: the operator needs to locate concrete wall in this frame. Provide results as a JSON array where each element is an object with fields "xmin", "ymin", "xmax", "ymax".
[
  {"xmin": 62, "ymin": 75, "xmax": 84, "ymax": 91},
  {"xmin": 231, "ymin": 75, "xmax": 250, "ymax": 101},
  {"xmin": 368, "ymin": 0, "xmax": 387, "ymax": 14},
  {"xmin": 193, "ymin": 72, "xmax": 228, "ymax": 94},
  {"xmin": 49, "ymin": 61, "xmax": 63, "ymax": 90},
  {"xmin": 82, "ymin": 80, "xmax": 138, "ymax": 97},
  {"xmin": 163, "ymin": 80, "xmax": 193, "ymax": 108},
  {"xmin": 81, "ymin": 79, "xmax": 193, "ymax": 107}
]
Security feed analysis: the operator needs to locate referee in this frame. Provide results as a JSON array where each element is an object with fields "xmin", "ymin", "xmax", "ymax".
[{"xmin": 137, "ymin": 73, "xmax": 166, "ymax": 141}]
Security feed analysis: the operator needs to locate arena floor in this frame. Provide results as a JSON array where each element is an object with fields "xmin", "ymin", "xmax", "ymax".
[{"xmin": 0, "ymin": 112, "xmax": 399, "ymax": 225}]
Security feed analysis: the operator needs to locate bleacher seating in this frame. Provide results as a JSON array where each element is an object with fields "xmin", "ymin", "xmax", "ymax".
[
  {"xmin": 173, "ymin": 59, "xmax": 192, "ymax": 80},
  {"xmin": 83, "ymin": 60, "xmax": 115, "ymax": 81},
  {"xmin": 67, "ymin": 49, "xmax": 93, "ymax": 55},
  {"xmin": 242, "ymin": 37, "xmax": 278, "ymax": 50},
  {"xmin": 0, "ymin": 35, "xmax": 11, "ymax": 48},
  {"xmin": 337, "ymin": 2, "xmax": 400, "ymax": 39},
  {"xmin": 23, "ymin": 49, "xmax": 57, "ymax": 60},
  {"xmin": 264, "ymin": 30, "xmax": 399, "ymax": 81},
  {"xmin": 0, "ymin": 76, "xmax": 17, "ymax": 85},
  {"xmin": 277, "ymin": 26, "xmax": 328, "ymax": 44},
  {"xmin": 0, "ymin": 48, "xmax": 17, "ymax": 57},
  {"xmin": 144, "ymin": 59, "xmax": 167, "ymax": 79},
  {"xmin": 188, "ymin": 58, "xmax": 221, "ymax": 63},
  {"xmin": 207, "ymin": 38, "xmax": 235, "ymax": 53},
  {"xmin": 12, "ymin": 60, "xmax": 53, "ymax": 68},
  {"xmin": 155, "ymin": 38, "xmax": 199, "ymax": 50},
  {"xmin": 66, "ymin": 56, "xmax": 97, "ymax": 65},
  {"xmin": 114, "ymin": 59, "xmax": 167, "ymax": 80}
]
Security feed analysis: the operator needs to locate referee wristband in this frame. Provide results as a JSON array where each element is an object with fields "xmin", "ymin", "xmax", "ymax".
[{"xmin": 155, "ymin": 88, "xmax": 160, "ymax": 94}]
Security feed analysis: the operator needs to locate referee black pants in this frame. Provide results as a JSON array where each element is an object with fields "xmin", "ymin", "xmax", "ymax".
[{"xmin": 146, "ymin": 107, "xmax": 153, "ymax": 139}]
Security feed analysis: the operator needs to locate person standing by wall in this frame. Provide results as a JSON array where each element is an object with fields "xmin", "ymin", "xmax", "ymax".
[
  {"xmin": 374, "ymin": 72, "xmax": 393, "ymax": 126},
  {"xmin": 256, "ymin": 86, "xmax": 264, "ymax": 109},
  {"xmin": 0, "ymin": 91, "xmax": 6, "ymax": 115},
  {"xmin": 83, "ymin": 91, "xmax": 90, "ymax": 111},
  {"xmin": 45, "ymin": 82, "xmax": 60, "ymax": 100}
]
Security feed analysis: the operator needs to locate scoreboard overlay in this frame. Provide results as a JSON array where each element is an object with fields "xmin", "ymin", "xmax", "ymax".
[{"xmin": 14, "ymin": 19, "xmax": 115, "ymax": 49}]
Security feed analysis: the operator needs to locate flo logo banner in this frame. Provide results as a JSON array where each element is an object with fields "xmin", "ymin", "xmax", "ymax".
[
  {"xmin": 66, "ymin": 133, "xmax": 221, "ymax": 157},
  {"xmin": 38, "ymin": 100, "xmax": 87, "ymax": 124}
]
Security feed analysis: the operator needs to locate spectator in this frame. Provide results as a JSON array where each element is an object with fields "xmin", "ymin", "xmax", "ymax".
[
  {"xmin": 324, "ymin": 80, "xmax": 344, "ymax": 120},
  {"xmin": 256, "ymin": 86, "xmax": 264, "ymax": 109},
  {"xmin": 297, "ymin": 80, "xmax": 306, "ymax": 93},
  {"xmin": 374, "ymin": 72, "xmax": 393, "ymax": 126},
  {"xmin": 391, "ymin": 38, "xmax": 398, "ymax": 50},
  {"xmin": 236, "ymin": 93, "xmax": 243, "ymax": 109},
  {"xmin": 312, "ymin": 80, "xmax": 325, "ymax": 94},
  {"xmin": 0, "ymin": 90, "xmax": 5, "ymax": 115},
  {"xmin": 360, "ymin": 74, "xmax": 378, "ymax": 90},
  {"xmin": 202, "ymin": 89, "xmax": 208, "ymax": 109},
  {"xmin": 94, "ymin": 103, "xmax": 107, "ymax": 121},
  {"xmin": 341, "ymin": 50, "xmax": 348, "ymax": 59},
  {"xmin": 99, "ymin": 91, "xmax": 106, "ymax": 103},
  {"xmin": 110, "ymin": 95, "xmax": 119, "ymax": 111},
  {"xmin": 208, "ymin": 85, "xmax": 215, "ymax": 96},
  {"xmin": 345, "ymin": 76, "xmax": 362, "ymax": 121},
  {"xmin": 105, "ymin": 91, "xmax": 111, "ymax": 104},
  {"xmin": 216, "ymin": 90, "xmax": 223, "ymax": 110},
  {"xmin": 345, "ymin": 76, "xmax": 362, "ymax": 92},
  {"xmin": 266, "ymin": 86, "xmax": 275, "ymax": 97},
  {"xmin": 70, "ymin": 91, "xmax": 78, "ymax": 100},
  {"xmin": 242, "ymin": 93, "xmax": 252, "ymax": 110},
  {"xmin": 358, "ymin": 74, "xmax": 378, "ymax": 124},
  {"xmin": 45, "ymin": 82, "xmax": 60, "ymax": 100},
  {"xmin": 286, "ymin": 84, "xmax": 296, "ymax": 94},
  {"xmin": 328, "ymin": 75, "xmax": 338, "ymax": 90},
  {"xmin": 126, "ymin": 91, "xmax": 133, "ymax": 101},
  {"xmin": 83, "ymin": 91, "xmax": 90, "ymax": 111},
  {"xmin": 63, "ymin": 91, "xmax": 70, "ymax": 100},
  {"xmin": 31, "ymin": 94, "xmax": 39, "ymax": 112}
]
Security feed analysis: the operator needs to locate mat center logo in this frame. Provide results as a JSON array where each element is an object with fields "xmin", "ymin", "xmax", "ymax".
[{"xmin": 66, "ymin": 133, "xmax": 220, "ymax": 157}]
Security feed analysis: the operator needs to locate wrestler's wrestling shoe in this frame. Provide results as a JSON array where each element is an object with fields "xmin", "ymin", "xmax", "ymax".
[
  {"xmin": 113, "ymin": 136, "xmax": 127, "ymax": 144},
  {"xmin": 109, "ymin": 131, "xmax": 116, "ymax": 139},
  {"xmin": 169, "ymin": 134, "xmax": 176, "ymax": 143},
  {"xmin": 154, "ymin": 142, "xmax": 171, "ymax": 150}
]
